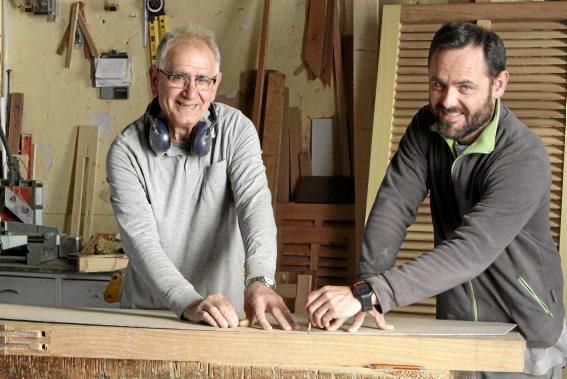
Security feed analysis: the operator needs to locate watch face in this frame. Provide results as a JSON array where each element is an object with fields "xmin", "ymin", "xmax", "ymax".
[{"xmin": 354, "ymin": 281, "xmax": 371, "ymax": 295}]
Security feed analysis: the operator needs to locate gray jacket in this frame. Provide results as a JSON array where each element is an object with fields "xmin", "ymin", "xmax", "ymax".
[
  {"xmin": 360, "ymin": 104, "xmax": 564, "ymax": 348},
  {"xmin": 106, "ymin": 101, "xmax": 277, "ymax": 317}
]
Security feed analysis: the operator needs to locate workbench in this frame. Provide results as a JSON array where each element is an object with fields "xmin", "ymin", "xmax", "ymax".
[{"xmin": 0, "ymin": 304, "xmax": 525, "ymax": 378}]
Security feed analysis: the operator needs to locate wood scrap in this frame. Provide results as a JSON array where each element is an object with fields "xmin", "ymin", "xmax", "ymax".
[
  {"xmin": 7, "ymin": 93, "xmax": 24, "ymax": 154},
  {"xmin": 277, "ymin": 89, "xmax": 291, "ymax": 203},
  {"xmin": 332, "ymin": 0, "xmax": 351, "ymax": 176},
  {"xmin": 70, "ymin": 125, "xmax": 99, "ymax": 245},
  {"xmin": 20, "ymin": 134, "xmax": 33, "ymax": 179},
  {"xmin": 303, "ymin": 0, "xmax": 329, "ymax": 78},
  {"xmin": 251, "ymin": 0, "xmax": 271, "ymax": 134},
  {"xmin": 261, "ymin": 72, "xmax": 286, "ymax": 206},
  {"xmin": 74, "ymin": 233, "xmax": 127, "ymax": 273}
]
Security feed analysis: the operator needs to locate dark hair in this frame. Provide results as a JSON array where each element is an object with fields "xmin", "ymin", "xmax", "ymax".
[{"xmin": 428, "ymin": 22, "xmax": 506, "ymax": 77}]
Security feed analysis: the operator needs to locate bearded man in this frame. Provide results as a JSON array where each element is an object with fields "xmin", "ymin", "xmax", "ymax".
[{"xmin": 306, "ymin": 22, "xmax": 566, "ymax": 377}]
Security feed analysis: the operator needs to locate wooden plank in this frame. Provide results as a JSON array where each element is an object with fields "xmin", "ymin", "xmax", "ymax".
[
  {"xmin": 366, "ymin": 5, "xmax": 400, "ymax": 221},
  {"xmin": 320, "ymin": 0, "xmax": 334, "ymax": 86},
  {"xmin": 353, "ymin": 0, "xmax": 380, "ymax": 264},
  {"xmin": 288, "ymin": 107, "xmax": 302, "ymax": 199},
  {"xmin": 261, "ymin": 73, "xmax": 285, "ymax": 205},
  {"xmin": 304, "ymin": 0, "xmax": 328, "ymax": 77},
  {"xmin": 277, "ymin": 89, "xmax": 290, "ymax": 203},
  {"xmin": 401, "ymin": 2, "xmax": 567, "ymax": 23},
  {"xmin": 7, "ymin": 93, "xmax": 24, "ymax": 154},
  {"xmin": 276, "ymin": 202, "xmax": 354, "ymax": 221},
  {"xmin": 332, "ymin": 0, "xmax": 351, "ymax": 177},
  {"xmin": 70, "ymin": 125, "xmax": 100, "ymax": 244},
  {"xmin": 65, "ymin": 2, "xmax": 79, "ymax": 68},
  {"xmin": 0, "ymin": 306, "xmax": 525, "ymax": 372},
  {"xmin": 251, "ymin": 0, "xmax": 271, "ymax": 133}
]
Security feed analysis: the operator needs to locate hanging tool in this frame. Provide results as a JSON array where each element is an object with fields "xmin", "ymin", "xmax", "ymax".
[
  {"xmin": 56, "ymin": 1, "xmax": 100, "ymax": 68},
  {"xmin": 146, "ymin": 0, "xmax": 167, "ymax": 65}
]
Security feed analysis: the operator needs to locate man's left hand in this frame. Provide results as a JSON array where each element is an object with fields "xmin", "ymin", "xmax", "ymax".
[{"xmin": 240, "ymin": 282, "xmax": 299, "ymax": 331}]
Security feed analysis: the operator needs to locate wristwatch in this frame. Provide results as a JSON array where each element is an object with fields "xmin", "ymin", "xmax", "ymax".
[
  {"xmin": 351, "ymin": 280, "xmax": 374, "ymax": 312},
  {"xmin": 245, "ymin": 276, "xmax": 276, "ymax": 290}
]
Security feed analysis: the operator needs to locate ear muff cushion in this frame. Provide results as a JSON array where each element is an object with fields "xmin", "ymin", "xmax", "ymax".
[
  {"xmin": 149, "ymin": 117, "xmax": 170, "ymax": 154},
  {"xmin": 190, "ymin": 121, "xmax": 211, "ymax": 157}
]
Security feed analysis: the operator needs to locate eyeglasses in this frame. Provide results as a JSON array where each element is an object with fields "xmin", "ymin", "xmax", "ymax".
[{"xmin": 158, "ymin": 68, "xmax": 217, "ymax": 91}]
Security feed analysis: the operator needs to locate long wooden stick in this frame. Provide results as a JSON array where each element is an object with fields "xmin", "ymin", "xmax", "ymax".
[{"xmin": 251, "ymin": 0, "xmax": 271, "ymax": 135}]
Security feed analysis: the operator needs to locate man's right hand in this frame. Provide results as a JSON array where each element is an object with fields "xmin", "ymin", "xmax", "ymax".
[{"xmin": 182, "ymin": 293, "xmax": 239, "ymax": 328}]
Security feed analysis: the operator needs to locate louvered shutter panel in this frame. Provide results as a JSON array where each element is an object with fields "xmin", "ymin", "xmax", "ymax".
[{"xmin": 369, "ymin": 3, "xmax": 567, "ymax": 317}]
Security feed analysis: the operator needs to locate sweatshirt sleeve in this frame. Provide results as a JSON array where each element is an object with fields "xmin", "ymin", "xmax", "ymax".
[
  {"xmin": 106, "ymin": 136, "xmax": 203, "ymax": 317},
  {"xmin": 226, "ymin": 114, "xmax": 277, "ymax": 283}
]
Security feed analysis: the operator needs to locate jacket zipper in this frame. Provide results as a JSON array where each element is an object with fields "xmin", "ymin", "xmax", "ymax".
[
  {"xmin": 518, "ymin": 276, "xmax": 554, "ymax": 317},
  {"xmin": 451, "ymin": 150, "xmax": 480, "ymax": 322}
]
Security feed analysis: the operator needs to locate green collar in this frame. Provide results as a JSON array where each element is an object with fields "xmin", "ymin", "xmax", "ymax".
[{"xmin": 441, "ymin": 98, "xmax": 500, "ymax": 156}]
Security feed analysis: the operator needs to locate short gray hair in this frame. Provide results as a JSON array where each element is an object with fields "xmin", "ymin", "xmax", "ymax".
[{"xmin": 156, "ymin": 26, "xmax": 221, "ymax": 74}]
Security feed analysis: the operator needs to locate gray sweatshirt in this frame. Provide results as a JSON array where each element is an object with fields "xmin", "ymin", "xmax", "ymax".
[{"xmin": 106, "ymin": 101, "xmax": 277, "ymax": 317}]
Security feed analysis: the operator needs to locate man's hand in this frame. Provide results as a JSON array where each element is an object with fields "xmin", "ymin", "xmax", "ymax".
[
  {"xmin": 182, "ymin": 293, "xmax": 239, "ymax": 328},
  {"xmin": 305, "ymin": 285, "xmax": 393, "ymax": 331},
  {"xmin": 240, "ymin": 282, "xmax": 299, "ymax": 331}
]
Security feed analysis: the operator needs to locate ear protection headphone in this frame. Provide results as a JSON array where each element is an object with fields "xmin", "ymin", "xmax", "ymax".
[{"xmin": 147, "ymin": 98, "xmax": 217, "ymax": 157}]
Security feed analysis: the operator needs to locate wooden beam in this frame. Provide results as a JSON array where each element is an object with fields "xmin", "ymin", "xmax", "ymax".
[
  {"xmin": 332, "ymin": 0, "xmax": 351, "ymax": 177},
  {"xmin": 277, "ymin": 89, "xmax": 291, "ymax": 203},
  {"xmin": 0, "ymin": 305, "xmax": 524, "ymax": 372},
  {"xmin": 261, "ymin": 73, "xmax": 286, "ymax": 205},
  {"xmin": 401, "ymin": 2, "xmax": 567, "ymax": 24},
  {"xmin": 304, "ymin": 0, "xmax": 329, "ymax": 78},
  {"xmin": 353, "ymin": 0, "xmax": 380, "ymax": 260},
  {"xmin": 251, "ymin": 0, "xmax": 271, "ymax": 133}
]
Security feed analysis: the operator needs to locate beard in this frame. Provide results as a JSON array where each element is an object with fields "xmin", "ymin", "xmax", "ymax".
[{"xmin": 431, "ymin": 92, "xmax": 495, "ymax": 142}]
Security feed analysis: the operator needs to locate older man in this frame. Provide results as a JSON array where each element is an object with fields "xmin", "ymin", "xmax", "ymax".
[
  {"xmin": 107, "ymin": 26, "xmax": 297, "ymax": 331},
  {"xmin": 306, "ymin": 23, "xmax": 566, "ymax": 377}
]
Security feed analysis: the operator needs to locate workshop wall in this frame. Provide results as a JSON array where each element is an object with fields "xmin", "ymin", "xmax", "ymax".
[{"xmin": 4, "ymin": 0, "xmax": 336, "ymax": 236}]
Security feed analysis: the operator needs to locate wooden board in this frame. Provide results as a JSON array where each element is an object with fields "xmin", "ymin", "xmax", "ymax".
[
  {"xmin": 70, "ymin": 125, "xmax": 100, "ymax": 244},
  {"xmin": 353, "ymin": 0, "xmax": 380, "ymax": 263},
  {"xmin": 0, "ymin": 305, "xmax": 524, "ymax": 372},
  {"xmin": 261, "ymin": 73, "xmax": 286, "ymax": 205},
  {"xmin": 332, "ymin": 0, "xmax": 351, "ymax": 176},
  {"xmin": 304, "ymin": 0, "xmax": 328, "ymax": 77},
  {"xmin": 251, "ymin": 0, "xmax": 271, "ymax": 133},
  {"xmin": 277, "ymin": 89, "xmax": 290, "ymax": 203},
  {"xmin": 7, "ymin": 93, "xmax": 23, "ymax": 154}
]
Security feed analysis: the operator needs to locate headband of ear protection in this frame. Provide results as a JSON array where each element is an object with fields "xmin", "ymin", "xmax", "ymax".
[{"xmin": 146, "ymin": 98, "xmax": 217, "ymax": 157}]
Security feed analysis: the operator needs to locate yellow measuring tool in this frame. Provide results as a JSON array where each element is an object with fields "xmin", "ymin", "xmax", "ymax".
[{"xmin": 149, "ymin": 14, "xmax": 168, "ymax": 65}]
